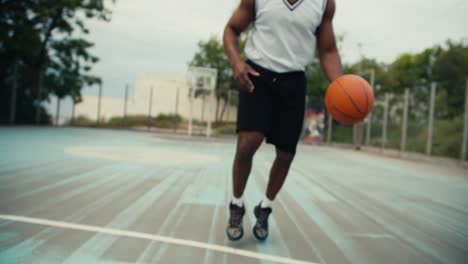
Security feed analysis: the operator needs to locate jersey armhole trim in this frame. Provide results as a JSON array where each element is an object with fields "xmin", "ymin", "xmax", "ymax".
[
  {"xmin": 322, "ymin": 0, "xmax": 328, "ymax": 13},
  {"xmin": 254, "ymin": 0, "xmax": 258, "ymax": 17}
]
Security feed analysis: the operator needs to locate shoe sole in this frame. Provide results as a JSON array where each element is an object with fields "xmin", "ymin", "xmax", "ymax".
[{"xmin": 226, "ymin": 226, "xmax": 244, "ymax": 241}]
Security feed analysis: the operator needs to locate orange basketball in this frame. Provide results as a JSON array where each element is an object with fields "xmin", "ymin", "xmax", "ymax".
[{"xmin": 325, "ymin": 74, "xmax": 374, "ymax": 125}]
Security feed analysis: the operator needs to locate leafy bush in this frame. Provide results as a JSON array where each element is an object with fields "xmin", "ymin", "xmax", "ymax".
[
  {"xmin": 69, "ymin": 115, "xmax": 94, "ymax": 126},
  {"xmin": 330, "ymin": 113, "xmax": 464, "ymax": 160},
  {"xmin": 70, "ymin": 114, "xmax": 184, "ymax": 129},
  {"xmin": 215, "ymin": 123, "xmax": 237, "ymax": 135},
  {"xmin": 332, "ymin": 123, "xmax": 353, "ymax": 144},
  {"xmin": 106, "ymin": 115, "xmax": 148, "ymax": 128},
  {"xmin": 153, "ymin": 114, "xmax": 183, "ymax": 128},
  {"xmin": 432, "ymin": 116, "xmax": 463, "ymax": 159}
]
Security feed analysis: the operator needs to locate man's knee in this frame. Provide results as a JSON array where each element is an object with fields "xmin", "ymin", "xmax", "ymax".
[
  {"xmin": 235, "ymin": 132, "xmax": 264, "ymax": 162},
  {"xmin": 275, "ymin": 149, "xmax": 295, "ymax": 164},
  {"xmin": 236, "ymin": 143, "xmax": 258, "ymax": 162}
]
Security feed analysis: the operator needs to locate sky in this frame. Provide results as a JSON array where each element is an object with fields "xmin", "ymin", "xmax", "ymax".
[{"xmin": 80, "ymin": 0, "xmax": 468, "ymax": 98}]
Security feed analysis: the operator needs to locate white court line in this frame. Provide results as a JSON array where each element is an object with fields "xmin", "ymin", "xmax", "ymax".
[{"xmin": 0, "ymin": 214, "xmax": 318, "ymax": 264}]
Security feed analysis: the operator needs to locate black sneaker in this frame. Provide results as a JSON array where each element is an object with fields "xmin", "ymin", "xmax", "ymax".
[
  {"xmin": 253, "ymin": 203, "xmax": 272, "ymax": 241},
  {"xmin": 226, "ymin": 202, "xmax": 245, "ymax": 241}
]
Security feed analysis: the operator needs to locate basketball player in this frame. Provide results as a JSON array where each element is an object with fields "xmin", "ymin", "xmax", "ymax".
[{"xmin": 224, "ymin": 0, "xmax": 343, "ymax": 241}]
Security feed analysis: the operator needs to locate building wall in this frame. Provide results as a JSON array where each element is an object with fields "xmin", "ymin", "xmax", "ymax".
[{"xmin": 75, "ymin": 74, "xmax": 237, "ymax": 122}]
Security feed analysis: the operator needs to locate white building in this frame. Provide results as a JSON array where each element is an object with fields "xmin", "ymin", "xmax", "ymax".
[{"xmin": 74, "ymin": 74, "xmax": 237, "ymax": 122}]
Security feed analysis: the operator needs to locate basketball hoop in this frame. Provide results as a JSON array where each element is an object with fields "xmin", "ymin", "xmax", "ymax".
[{"xmin": 186, "ymin": 66, "xmax": 218, "ymax": 137}]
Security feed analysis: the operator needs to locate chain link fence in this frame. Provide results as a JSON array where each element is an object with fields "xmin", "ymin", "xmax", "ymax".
[
  {"xmin": 43, "ymin": 84, "xmax": 239, "ymax": 137},
  {"xmin": 325, "ymin": 79, "xmax": 468, "ymax": 162},
  {"xmin": 8, "ymin": 71, "xmax": 468, "ymax": 163}
]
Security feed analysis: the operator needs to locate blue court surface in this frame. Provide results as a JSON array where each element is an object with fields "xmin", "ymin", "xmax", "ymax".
[{"xmin": 0, "ymin": 127, "xmax": 467, "ymax": 264}]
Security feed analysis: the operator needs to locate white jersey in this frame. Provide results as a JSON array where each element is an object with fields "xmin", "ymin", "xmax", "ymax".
[{"xmin": 245, "ymin": 0, "xmax": 327, "ymax": 73}]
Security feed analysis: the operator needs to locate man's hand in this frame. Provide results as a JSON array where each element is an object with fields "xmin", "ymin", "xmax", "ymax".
[{"xmin": 233, "ymin": 61, "xmax": 260, "ymax": 93}]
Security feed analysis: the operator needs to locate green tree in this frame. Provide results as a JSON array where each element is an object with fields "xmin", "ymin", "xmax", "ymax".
[
  {"xmin": 0, "ymin": 0, "xmax": 114, "ymax": 124},
  {"xmin": 346, "ymin": 58, "xmax": 391, "ymax": 94},
  {"xmin": 386, "ymin": 47, "xmax": 442, "ymax": 92},
  {"xmin": 381, "ymin": 42, "xmax": 467, "ymax": 120},
  {"xmin": 433, "ymin": 40, "xmax": 468, "ymax": 118}
]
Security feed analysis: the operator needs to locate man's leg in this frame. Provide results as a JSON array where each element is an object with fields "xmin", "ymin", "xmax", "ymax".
[
  {"xmin": 226, "ymin": 131, "xmax": 264, "ymax": 241},
  {"xmin": 266, "ymin": 148, "xmax": 295, "ymax": 200},
  {"xmin": 232, "ymin": 131, "xmax": 265, "ymax": 198},
  {"xmin": 253, "ymin": 147, "xmax": 294, "ymax": 240}
]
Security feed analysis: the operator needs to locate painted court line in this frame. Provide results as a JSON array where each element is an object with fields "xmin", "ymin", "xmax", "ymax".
[{"xmin": 0, "ymin": 214, "xmax": 318, "ymax": 264}]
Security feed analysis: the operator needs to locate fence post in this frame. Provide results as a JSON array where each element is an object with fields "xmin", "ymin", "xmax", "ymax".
[
  {"xmin": 35, "ymin": 69, "xmax": 44, "ymax": 125},
  {"xmin": 97, "ymin": 84, "xmax": 102, "ymax": 126},
  {"xmin": 124, "ymin": 84, "xmax": 129, "ymax": 125},
  {"xmin": 426, "ymin": 82, "xmax": 437, "ymax": 156},
  {"xmin": 188, "ymin": 88, "xmax": 194, "ymax": 136},
  {"xmin": 201, "ymin": 95, "xmax": 206, "ymax": 122},
  {"xmin": 55, "ymin": 97, "xmax": 61, "ymax": 126},
  {"xmin": 147, "ymin": 86, "xmax": 153, "ymax": 131},
  {"xmin": 462, "ymin": 77, "xmax": 468, "ymax": 161},
  {"xmin": 365, "ymin": 114, "xmax": 372, "ymax": 146},
  {"xmin": 400, "ymin": 88, "xmax": 409, "ymax": 154},
  {"xmin": 10, "ymin": 62, "xmax": 18, "ymax": 125},
  {"xmin": 206, "ymin": 91, "xmax": 213, "ymax": 138},
  {"xmin": 354, "ymin": 123, "xmax": 363, "ymax": 150},
  {"xmin": 71, "ymin": 98, "xmax": 75, "ymax": 126},
  {"xmin": 365, "ymin": 70, "xmax": 375, "ymax": 146},
  {"xmin": 174, "ymin": 86, "xmax": 179, "ymax": 133},
  {"xmin": 382, "ymin": 93, "xmax": 389, "ymax": 150},
  {"xmin": 327, "ymin": 113, "xmax": 333, "ymax": 145}
]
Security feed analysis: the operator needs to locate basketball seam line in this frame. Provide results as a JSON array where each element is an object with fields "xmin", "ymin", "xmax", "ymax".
[
  {"xmin": 331, "ymin": 103, "xmax": 359, "ymax": 120},
  {"xmin": 336, "ymin": 79, "xmax": 365, "ymax": 115}
]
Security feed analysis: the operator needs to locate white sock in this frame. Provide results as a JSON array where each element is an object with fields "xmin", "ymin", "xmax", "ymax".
[
  {"xmin": 261, "ymin": 196, "xmax": 273, "ymax": 208},
  {"xmin": 232, "ymin": 195, "xmax": 244, "ymax": 207}
]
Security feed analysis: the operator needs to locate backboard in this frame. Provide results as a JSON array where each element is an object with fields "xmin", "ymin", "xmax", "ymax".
[{"xmin": 186, "ymin": 66, "xmax": 218, "ymax": 92}]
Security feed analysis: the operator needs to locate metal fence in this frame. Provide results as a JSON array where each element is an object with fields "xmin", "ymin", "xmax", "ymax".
[
  {"xmin": 7, "ymin": 72, "xmax": 468, "ymax": 162},
  {"xmin": 326, "ymin": 78, "xmax": 468, "ymax": 162},
  {"xmin": 42, "ymin": 84, "xmax": 239, "ymax": 136}
]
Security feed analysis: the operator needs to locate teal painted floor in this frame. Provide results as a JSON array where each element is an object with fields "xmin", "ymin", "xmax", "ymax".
[{"xmin": 0, "ymin": 127, "xmax": 467, "ymax": 264}]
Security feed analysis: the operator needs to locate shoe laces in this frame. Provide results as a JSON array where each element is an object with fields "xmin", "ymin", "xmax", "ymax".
[
  {"xmin": 230, "ymin": 205, "xmax": 244, "ymax": 226},
  {"xmin": 257, "ymin": 207, "xmax": 271, "ymax": 227}
]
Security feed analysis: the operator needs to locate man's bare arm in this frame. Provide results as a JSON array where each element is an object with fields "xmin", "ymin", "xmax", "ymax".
[
  {"xmin": 317, "ymin": 0, "xmax": 343, "ymax": 82},
  {"xmin": 223, "ymin": 0, "xmax": 259, "ymax": 92}
]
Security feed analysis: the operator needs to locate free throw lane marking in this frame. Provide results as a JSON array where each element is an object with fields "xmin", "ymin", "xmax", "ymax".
[{"xmin": 0, "ymin": 214, "xmax": 318, "ymax": 264}]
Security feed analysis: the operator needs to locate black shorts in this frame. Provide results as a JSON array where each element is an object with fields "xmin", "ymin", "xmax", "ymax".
[{"xmin": 237, "ymin": 60, "xmax": 306, "ymax": 154}]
